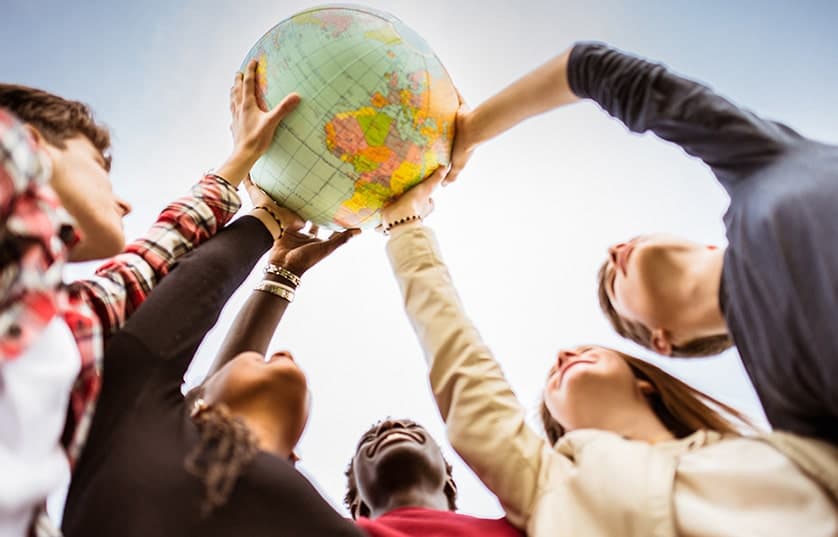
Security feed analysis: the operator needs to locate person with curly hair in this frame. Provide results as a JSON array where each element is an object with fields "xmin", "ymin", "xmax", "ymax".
[
  {"xmin": 61, "ymin": 199, "xmax": 361, "ymax": 537},
  {"xmin": 344, "ymin": 418, "xmax": 521, "ymax": 536}
]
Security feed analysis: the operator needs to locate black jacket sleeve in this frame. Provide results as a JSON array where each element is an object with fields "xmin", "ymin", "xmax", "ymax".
[
  {"xmin": 567, "ymin": 42, "xmax": 800, "ymax": 189},
  {"xmin": 98, "ymin": 216, "xmax": 272, "ymax": 411}
]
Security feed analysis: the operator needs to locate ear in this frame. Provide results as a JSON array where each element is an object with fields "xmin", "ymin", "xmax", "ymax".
[
  {"xmin": 444, "ymin": 477, "xmax": 458, "ymax": 496},
  {"xmin": 351, "ymin": 499, "xmax": 368, "ymax": 520},
  {"xmin": 650, "ymin": 328, "xmax": 673, "ymax": 356},
  {"xmin": 636, "ymin": 379, "xmax": 656, "ymax": 396},
  {"xmin": 21, "ymin": 123, "xmax": 42, "ymax": 144}
]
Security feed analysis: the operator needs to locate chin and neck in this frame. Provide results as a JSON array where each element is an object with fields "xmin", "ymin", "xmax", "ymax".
[
  {"xmin": 368, "ymin": 485, "xmax": 450, "ymax": 519},
  {"xmin": 652, "ymin": 247, "xmax": 728, "ymax": 353},
  {"xmin": 234, "ymin": 409, "xmax": 298, "ymax": 459},
  {"xmin": 571, "ymin": 403, "xmax": 675, "ymax": 444}
]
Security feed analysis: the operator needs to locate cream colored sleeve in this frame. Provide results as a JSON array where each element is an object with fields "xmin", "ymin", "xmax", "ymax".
[{"xmin": 386, "ymin": 226, "xmax": 549, "ymax": 527}]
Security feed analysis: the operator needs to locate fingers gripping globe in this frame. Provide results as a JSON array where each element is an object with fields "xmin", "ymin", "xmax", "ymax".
[{"xmin": 242, "ymin": 5, "xmax": 459, "ymax": 229}]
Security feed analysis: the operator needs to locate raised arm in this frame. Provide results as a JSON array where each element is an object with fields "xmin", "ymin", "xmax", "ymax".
[
  {"xmin": 207, "ymin": 220, "xmax": 359, "ymax": 376},
  {"xmin": 379, "ymin": 171, "xmax": 554, "ymax": 528},
  {"xmin": 448, "ymin": 42, "xmax": 797, "ymax": 189},
  {"xmin": 75, "ymin": 59, "xmax": 303, "ymax": 341}
]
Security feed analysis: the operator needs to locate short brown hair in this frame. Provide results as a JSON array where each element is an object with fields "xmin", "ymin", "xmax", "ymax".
[
  {"xmin": 596, "ymin": 259, "xmax": 733, "ymax": 357},
  {"xmin": 540, "ymin": 349, "xmax": 755, "ymax": 445},
  {"xmin": 0, "ymin": 84, "xmax": 112, "ymax": 169}
]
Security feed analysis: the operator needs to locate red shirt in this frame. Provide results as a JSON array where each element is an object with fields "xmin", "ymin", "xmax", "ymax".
[{"xmin": 356, "ymin": 507, "xmax": 523, "ymax": 537}]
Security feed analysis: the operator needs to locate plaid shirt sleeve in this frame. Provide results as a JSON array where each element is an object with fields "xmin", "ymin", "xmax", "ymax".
[
  {"xmin": 73, "ymin": 174, "xmax": 241, "ymax": 340},
  {"xmin": 0, "ymin": 108, "xmax": 79, "ymax": 359}
]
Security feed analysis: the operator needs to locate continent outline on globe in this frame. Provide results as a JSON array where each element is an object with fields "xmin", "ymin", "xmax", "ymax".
[{"xmin": 241, "ymin": 4, "xmax": 459, "ymax": 229}]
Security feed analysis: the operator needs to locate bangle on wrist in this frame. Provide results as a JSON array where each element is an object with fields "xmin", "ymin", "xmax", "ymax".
[
  {"xmin": 254, "ymin": 279, "xmax": 295, "ymax": 302},
  {"xmin": 264, "ymin": 264, "xmax": 301, "ymax": 287},
  {"xmin": 383, "ymin": 214, "xmax": 422, "ymax": 235},
  {"xmin": 253, "ymin": 206, "xmax": 285, "ymax": 239}
]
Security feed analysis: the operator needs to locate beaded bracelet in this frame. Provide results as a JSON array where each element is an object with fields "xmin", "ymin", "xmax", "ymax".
[
  {"xmin": 254, "ymin": 279, "xmax": 295, "ymax": 302},
  {"xmin": 383, "ymin": 214, "xmax": 422, "ymax": 234},
  {"xmin": 264, "ymin": 264, "xmax": 301, "ymax": 287},
  {"xmin": 254, "ymin": 205, "xmax": 285, "ymax": 239}
]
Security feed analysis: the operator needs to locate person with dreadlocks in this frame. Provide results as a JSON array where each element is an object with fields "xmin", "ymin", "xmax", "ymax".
[
  {"xmin": 60, "ymin": 191, "xmax": 361, "ymax": 537},
  {"xmin": 344, "ymin": 418, "xmax": 521, "ymax": 536},
  {"xmin": 57, "ymin": 59, "xmax": 364, "ymax": 537}
]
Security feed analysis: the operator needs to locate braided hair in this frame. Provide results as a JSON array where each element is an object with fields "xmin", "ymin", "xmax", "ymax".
[{"xmin": 183, "ymin": 386, "xmax": 260, "ymax": 516}]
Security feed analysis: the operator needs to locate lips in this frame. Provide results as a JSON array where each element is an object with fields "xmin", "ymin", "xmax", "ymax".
[
  {"xmin": 367, "ymin": 428, "xmax": 423, "ymax": 457},
  {"xmin": 559, "ymin": 359, "xmax": 595, "ymax": 384}
]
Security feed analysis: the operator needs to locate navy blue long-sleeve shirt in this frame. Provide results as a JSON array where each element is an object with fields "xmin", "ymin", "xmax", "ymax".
[{"xmin": 568, "ymin": 42, "xmax": 838, "ymax": 443}]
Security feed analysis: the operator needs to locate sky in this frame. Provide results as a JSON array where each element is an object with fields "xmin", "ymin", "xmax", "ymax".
[{"xmin": 3, "ymin": 0, "xmax": 838, "ymax": 521}]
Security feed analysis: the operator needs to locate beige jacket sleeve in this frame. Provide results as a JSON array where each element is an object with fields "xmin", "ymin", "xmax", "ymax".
[{"xmin": 386, "ymin": 226, "xmax": 560, "ymax": 528}]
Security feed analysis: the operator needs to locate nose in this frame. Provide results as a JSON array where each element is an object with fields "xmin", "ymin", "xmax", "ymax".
[
  {"xmin": 608, "ymin": 242, "xmax": 627, "ymax": 264},
  {"xmin": 375, "ymin": 419, "xmax": 409, "ymax": 436},
  {"xmin": 117, "ymin": 198, "xmax": 132, "ymax": 217},
  {"xmin": 556, "ymin": 349, "xmax": 577, "ymax": 369},
  {"xmin": 272, "ymin": 350, "xmax": 294, "ymax": 361}
]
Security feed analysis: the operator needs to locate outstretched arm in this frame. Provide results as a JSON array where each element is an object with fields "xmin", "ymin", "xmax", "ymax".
[
  {"xmin": 448, "ymin": 43, "xmax": 796, "ymax": 189},
  {"xmin": 380, "ymin": 172, "xmax": 557, "ymax": 529},
  {"xmin": 77, "ymin": 59, "xmax": 303, "ymax": 341},
  {"xmin": 445, "ymin": 50, "xmax": 577, "ymax": 183},
  {"xmin": 207, "ymin": 223, "xmax": 359, "ymax": 376}
]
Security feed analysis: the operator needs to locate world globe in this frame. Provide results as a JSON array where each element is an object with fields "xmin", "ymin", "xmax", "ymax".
[{"xmin": 242, "ymin": 5, "xmax": 459, "ymax": 229}]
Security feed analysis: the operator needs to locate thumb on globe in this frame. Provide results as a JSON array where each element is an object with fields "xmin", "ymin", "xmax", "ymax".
[{"xmin": 269, "ymin": 93, "xmax": 302, "ymax": 126}]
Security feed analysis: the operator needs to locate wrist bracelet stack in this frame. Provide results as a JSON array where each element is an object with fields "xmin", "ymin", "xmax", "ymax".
[
  {"xmin": 383, "ymin": 214, "xmax": 422, "ymax": 234},
  {"xmin": 263, "ymin": 263, "xmax": 301, "ymax": 286},
  {"xmin": 255, "ymin": 264, "xmax": 301, "ymax": 302}
]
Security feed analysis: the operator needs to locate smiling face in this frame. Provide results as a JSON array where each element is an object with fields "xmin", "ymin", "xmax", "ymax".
[
  {"xmin": 349, "ymin": 419, "xmax": 453, "ymax": 518},
  {"xmin": 543, "ymin": 346, "xmax": 656, "ymax": 432},
  {"xmin": 201, "ymin": 350, "xmax": 310, "ymax": 455}
]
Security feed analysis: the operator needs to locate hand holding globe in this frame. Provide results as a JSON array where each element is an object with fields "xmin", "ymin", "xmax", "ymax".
[{"xmin": 241, "ymin": 5, "xmax": 459, "ymax": 230}]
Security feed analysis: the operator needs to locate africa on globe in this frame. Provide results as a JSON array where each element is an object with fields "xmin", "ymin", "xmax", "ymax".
[{"xmin": 242, "ymin": 5, "xmax": 459, "ymax": 229}]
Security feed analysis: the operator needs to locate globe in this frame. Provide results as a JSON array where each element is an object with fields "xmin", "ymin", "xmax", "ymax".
[{"xmin": 242, "ymin": 5, "xmax": 459, "ymax": 229}]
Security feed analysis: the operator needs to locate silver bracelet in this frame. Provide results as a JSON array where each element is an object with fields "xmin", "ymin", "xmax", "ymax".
[
  {"xmin": 264, "ymin": 264, "xmax": 301, "ymax": 287},
  {"xmin": 254, "ymin": 280, "xmax": 295, "ymax": 302}
]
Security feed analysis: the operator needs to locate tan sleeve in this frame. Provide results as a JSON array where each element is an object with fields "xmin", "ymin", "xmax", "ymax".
[{"xmin": 386, "ymin": 226, "xmax": 548, "ymax": 527}]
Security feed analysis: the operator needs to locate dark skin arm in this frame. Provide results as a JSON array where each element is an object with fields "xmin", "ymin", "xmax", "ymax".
[{"xmin": 208, "ymin": 224, "xmax": 360, "ymax": 376}]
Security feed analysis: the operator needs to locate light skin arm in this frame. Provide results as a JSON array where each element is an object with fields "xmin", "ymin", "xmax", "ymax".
[
  {"xmin": 446, "ymin": 49, "xmax": 577, "ymax": 184},
  {"xmin": 449, "ymin": 43, "xmax": 792, "ymax": 187},
  {"xmin": 215, "ymin": 59, "xmax": 302, "ymax": 188}
]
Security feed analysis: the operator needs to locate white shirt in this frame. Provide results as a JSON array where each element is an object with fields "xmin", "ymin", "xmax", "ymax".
[{"xmin": 0, "ymin": 317, "xmax": 80, "ymax": 537}]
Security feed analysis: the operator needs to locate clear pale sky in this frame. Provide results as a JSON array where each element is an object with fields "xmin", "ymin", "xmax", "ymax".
[{"xmin": 3, "ymin": 0, "xmax": 837, "ymax": 520}]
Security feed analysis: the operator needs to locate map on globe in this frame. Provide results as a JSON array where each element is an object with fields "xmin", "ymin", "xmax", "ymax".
[{"xmin": 242, "ymin": 5, "xmax": 459, "ymax": 229}]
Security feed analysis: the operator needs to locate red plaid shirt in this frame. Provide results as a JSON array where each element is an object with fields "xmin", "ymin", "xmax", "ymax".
[{"xmin": 0, "ymin": 108, "xmax": 242, "ymax": 464}]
